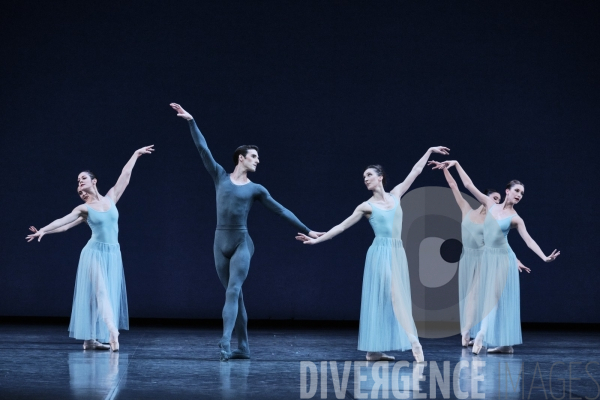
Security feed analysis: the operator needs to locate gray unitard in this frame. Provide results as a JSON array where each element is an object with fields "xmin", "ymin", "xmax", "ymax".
[{"xmin": 188, "ymin": 120, "xmax": 311, "ymax": 351}]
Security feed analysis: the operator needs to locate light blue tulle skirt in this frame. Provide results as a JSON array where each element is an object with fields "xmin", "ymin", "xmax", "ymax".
[
  {"xmin": 459, "ymin": 247, "xmax": 483, "ymax": 338},
  {"xmin": 69, "ymin": 240, "xmax": 129, "ymax": 342},
  {"xmin": 478, "ymin": 247, "xmax": 522, "ymax": 347},
  {"xmin": 358, "ymin": 237, "xmax": 414, "ymax": 352}
]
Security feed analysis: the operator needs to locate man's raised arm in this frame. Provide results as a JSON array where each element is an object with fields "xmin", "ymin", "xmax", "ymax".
[{"xmin": 170, "ymin": 103, "xmax": 226, "ymax": 182}]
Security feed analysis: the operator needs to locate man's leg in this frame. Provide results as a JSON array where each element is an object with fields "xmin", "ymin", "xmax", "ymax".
[
  {"xmin": 215, "ymin": 233, "xmax": 251, "ymax": 361},
  {"xmin": 230, "ymin": 234, "xmax": 253, "ymax": 359},
  {"xmin": 229, "ymin": 290, "xmax": 250, "ymax": 359}
]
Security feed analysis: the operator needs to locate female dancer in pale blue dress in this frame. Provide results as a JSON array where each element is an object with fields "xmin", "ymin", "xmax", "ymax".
[
  {"xmin": 436, "ymin": 160, "xmax": 559, "ymax": 354},
  {"xmin": 26, "ymin": 146, "xmax": 154, "ymax": 351},
  {"xmin": 431, "ymin": 165, "xmax": 530, "ymax": 347},
  {"xmin": 297, "ymin": 146, "xmax": 450, "ymax": 362}
]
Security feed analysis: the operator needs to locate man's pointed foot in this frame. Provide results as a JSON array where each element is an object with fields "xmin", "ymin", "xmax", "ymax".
[{"xmin": 218, "ymin": 342, "xmax": 232, "ymax": 362}]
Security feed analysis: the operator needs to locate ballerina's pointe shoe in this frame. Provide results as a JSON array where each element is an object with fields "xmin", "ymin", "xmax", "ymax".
[
  {"xmin": 411, "ymin": 343, "xmax": 425, "ymax": 363},
  {"xmin": 488, "ymin": 346, "xmax": 514, "ymax": 354},
  {"xmin": 83, "ymin": 340, "xmax": 110, "ymax": 350},
  {"xmin": 461, "ymin": 331, "xmax": 471, "ymax": 347},
  {"xmin": 472, "ymin": 333, "xmax": 485, "ymax": 355},
  {"xmin": 109, "ymin": 331, "xmax": 120, "ymax": 352}
]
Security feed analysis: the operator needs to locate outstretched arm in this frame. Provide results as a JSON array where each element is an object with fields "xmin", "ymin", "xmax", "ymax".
[
  {"xmin": 441, "ymin": 161, "xmax": 495, "ymax": 209},
  {"xmin": 431, "ymin": 163, "xmax": 472, "ymax": 217},
  {"xmin": 256, "ymin": 186, "xmax": 321, "ymax": 238},
  {"xmin": 106, "ymin": 145, "xmax": 154, "ymax": 203},
  {"xmin": 390, "ymin": 146, "xmax": 450, "ymax": 198},
  {"xmin": 170, "ymin": 103, "xmax": 226, "ymax": 183},
  {"xmin": 295, "ymin": 203, "xmax": 368, "ymax": 245},
  {"xmin": 28, "ymin": 217, "xmax": 86, "ymax": 237},
  {"xmin": 26, "ymin": 206, "xmax": 86, "ymax": 242},
  {"xmin": 513, "ymin": 216, "xmax": 560, "ymax": 262}
]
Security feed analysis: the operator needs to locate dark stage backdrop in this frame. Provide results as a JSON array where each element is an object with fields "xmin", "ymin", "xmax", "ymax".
[{"xmin": 1, "ymin": 1, "xmax": 598, "ymax": 323}]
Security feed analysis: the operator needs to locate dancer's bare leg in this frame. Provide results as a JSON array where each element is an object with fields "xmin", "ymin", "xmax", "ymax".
[{"xmin": 93, "ymin": 262, "xmax": 117, "ymax": 350}]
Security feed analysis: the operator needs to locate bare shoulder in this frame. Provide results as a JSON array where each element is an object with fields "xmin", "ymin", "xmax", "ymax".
[
  {"xmin": 511, "ymin": 214, "xmax": 524, "ymax": 227},
  {"xmin": 356, "ymin": 201, "xmax": 371, "ymax": 211},
  {"xmin": 388, "ymin": 192, "xmax": 401, "ymax": 202},
  {"xmin": 356, "ymin": 201, "xmax": 372, "ymax": 218},
  {"xmin": 73, "ymin": 204, "xmax": 88, "ymax": 216}
]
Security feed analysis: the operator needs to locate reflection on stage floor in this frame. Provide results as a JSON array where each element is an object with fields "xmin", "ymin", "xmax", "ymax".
[{"xmin": 0, "ymin": 321, "xmax": 598, "ymax": 399}]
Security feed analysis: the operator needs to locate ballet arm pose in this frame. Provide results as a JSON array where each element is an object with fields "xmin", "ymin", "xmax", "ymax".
[
  {"xmin": 513, "ymin": 216, "xmax": 560, "ymax": 262},
  {"xmin": 27, "ymin": 218, "xmax": 86, "ymax": 240},
  {"xmin": 390, "ymin": 146, "xmax": 450, "ymax": 198},
  {"xmin": 170, "ymin": 103, "xmax": 226, "ymax": 182},
  {"xmin": 26, "ymin": 206, "xmax": 87, "ymax": 242},
  {"xmin": 432, "ymin": 163, "xmax": 472, "ymax": 218},
  {"xmin": 298, "ymin": 146, "xmax": 450, "ymax": 244},
  {"xmin": 433, "ymin": 160, "xmax": 497, "ymax": 210},
  {"xmin": 106, "ymin": 145, "xmax": 155, "ymax": 203},
  {"xmin": 437, "ymin": 160, "xmax": 559, "ymax": 263},
  {"xmin": 296, "ymin": 203, "xmax": 369, "ymax": 245},
  {"xmin": 256, "ymin": 187, "xmax": 323, "ymax": 238}
]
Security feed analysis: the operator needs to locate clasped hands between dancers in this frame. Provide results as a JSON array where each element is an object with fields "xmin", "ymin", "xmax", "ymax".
[{"xmin": 26, "ymin": 103, "xmax": 559, "ymax": 362}]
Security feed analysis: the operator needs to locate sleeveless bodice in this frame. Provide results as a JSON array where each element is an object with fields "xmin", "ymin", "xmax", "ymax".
[
  {"xmin": 86, "ymin": 197, "xmax": 119, "ymax": 244},
  {"xmin": 368, "ymin": 195, "xmax": 401, "ymax": 239},
  {"xmin": 461, "ymin": 210, "xmax": 484, "ymax": 250},
  {"xmin": 483, "ymin": 205, "xmax": 514, "ymax": 249}
]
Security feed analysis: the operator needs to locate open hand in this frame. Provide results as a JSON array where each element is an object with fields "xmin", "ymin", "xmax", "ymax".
[
  {"xmin": 296, "ymin": 233, "xmax": 317, "ymax": 245},
  {"xmin": 517, "ymin": 259, "xmax": 531, "ymax": 273},
  {"xmin": 170, "ymin": 103, "xmax": 193, "ymax": 120},
  {"xmin": 427, "ymin": 161, "xmax": 446, "ymax": 170},
  {"xmin": 430, "ymin": 146, "xmax": 450, "ymax": 155},
  {"xmin": 26, "ymin": 226, "xmax": 45, "ymax": 242},
  {"xmin": 544, "ymin": 249, "xmax": 560, "ymax": 262},
  {"xmin": 135, "ymin": 145, "xmax": 155, "ymax": 157}
]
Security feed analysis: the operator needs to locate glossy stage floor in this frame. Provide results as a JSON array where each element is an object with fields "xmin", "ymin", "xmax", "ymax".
[{"xmin": 1, "ymin": 319, "xmax": 599, "ymax": 400}]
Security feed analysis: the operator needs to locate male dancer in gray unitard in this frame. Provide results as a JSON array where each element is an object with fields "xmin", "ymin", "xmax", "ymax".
[{"xmin": 171, "ymin": 103, "xmax": 321, "ymax": 361}]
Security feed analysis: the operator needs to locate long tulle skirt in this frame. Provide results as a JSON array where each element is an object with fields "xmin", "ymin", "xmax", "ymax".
[
  {"xmin": 358, "ymin": 237, "xmax": 417, "ymax": 352},
  {"xmin": 69, "ymin": 240, "xmax": 129, "ymax": 342},
  {"xmin": 477, "ymin": 247, "xmax": 522, "ymax": 347},
  {"xmin": 459, "ymin": 247, "xmax": 484, "ymax": 338}
]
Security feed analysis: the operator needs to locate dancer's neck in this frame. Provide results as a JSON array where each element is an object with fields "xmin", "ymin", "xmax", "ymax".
[
  {"xmin": 230, "ymin": 167, "xmax": 251, "ymax": 185},
  {"xmin": 370, "ymin": 186, "xmax": 387, "ymax": 201},
  {"xmin": 501, "ymin": 201, "xmax": 515, "ymax": 211}
]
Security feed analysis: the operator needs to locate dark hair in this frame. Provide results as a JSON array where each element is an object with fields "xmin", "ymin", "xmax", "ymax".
[
  {"xmin": 233, "ymin": 145, "xmax": 259, "ymax": 166},
  {"xmin": 506, "ymin": 180, "xmax": 524, "ymax": 190},
  {"xmin": 365, "ymin": 165, "xmax": 387, "ymax": 186},
  {"xmin": 80, "ymin": 170, "xmax": 97, "ymax": 181},
  {"xmin": 484, "ymin": 188, "xmax": 499, "ymax": 196}
]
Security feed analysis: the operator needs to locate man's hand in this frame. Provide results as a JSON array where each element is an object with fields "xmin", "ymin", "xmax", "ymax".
[
  {"xmin": 296, "ymin": 232, "xmax": 317, "ymax": 245},
  {"xmin": 170, "ymin": 103, "xmax": 193, "ymax": 120}
]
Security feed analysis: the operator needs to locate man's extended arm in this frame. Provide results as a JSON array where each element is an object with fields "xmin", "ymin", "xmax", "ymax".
[
  {"xmin": 256, "ymin": 186, "xmax": 311, "ymax": 235},
  {"xmin": 188, "ymin": 119, "xmax": 227, "ymax": 183},
  {"xmin": 171, "ymin": 103, "xmax": 226, "ymax": 183}
]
